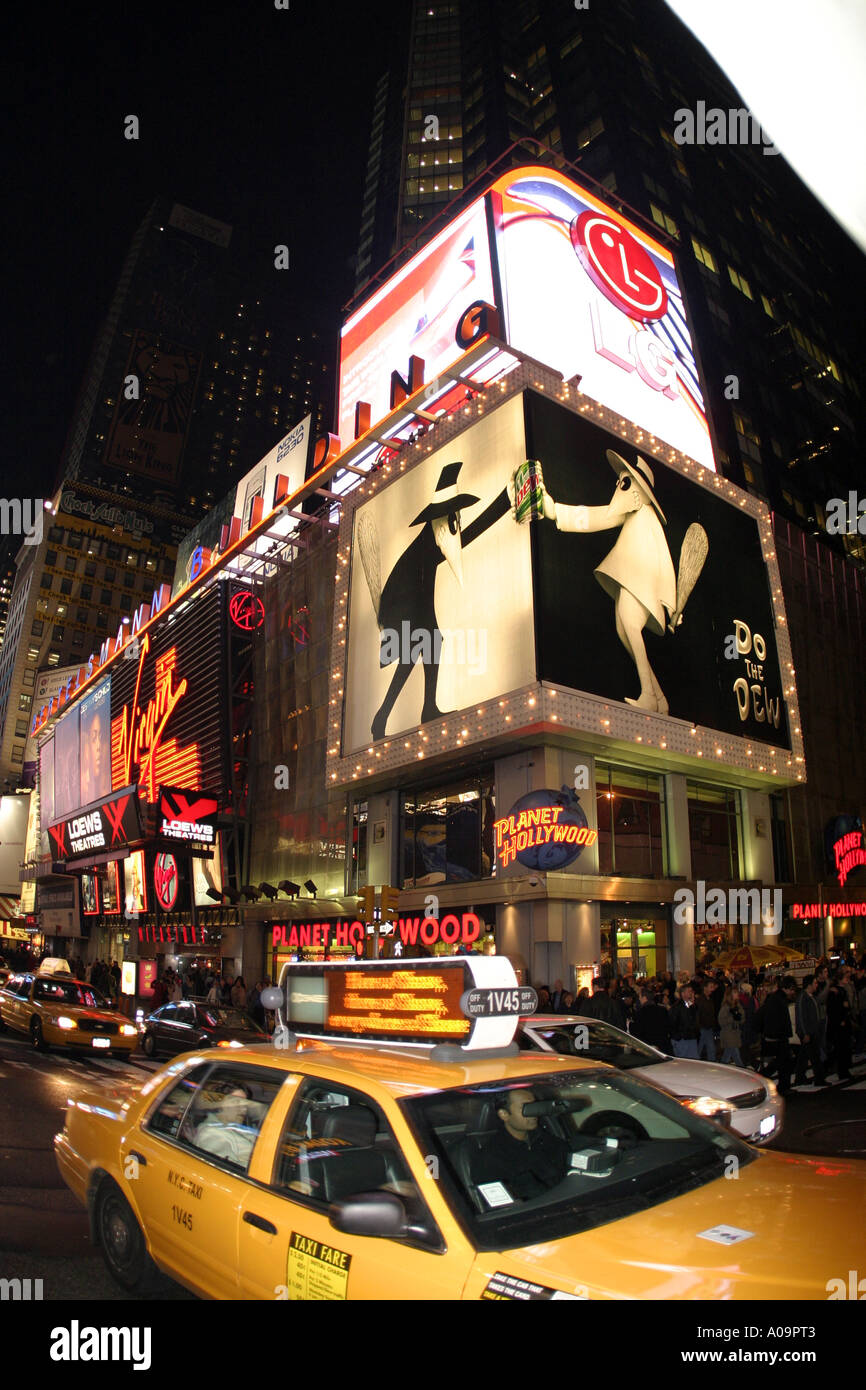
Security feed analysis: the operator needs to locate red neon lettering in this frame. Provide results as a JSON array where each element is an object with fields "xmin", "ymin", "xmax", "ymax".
[
  {"xmin": 461, "ymin": 912, "xmax": 481, "ymax": 944},
  {"xmin": 439, "ymin": 913, "xmax": 460, "ymax": 945},
  {"xmin": 420, "ymin": 917, "xmax": 438, "ymax": 946},
  {"xmin": 398, "ymin": 916, "xmax": 421, "ymax": 946}
]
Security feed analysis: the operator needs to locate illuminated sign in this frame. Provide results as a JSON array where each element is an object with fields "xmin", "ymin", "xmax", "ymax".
[
  {"xmin": 833, "ymin": 829, "xmax": 866, "ymax": 888},
  {"xmin": 121, "ymin": 961, "xmax": 136, "ymax": 996},
  {"xmin": 277, "ymin": 955, "xmax": 527, "ymax": 1050},
  {"xmin": 81, "ymin": 873, "xmax": 100, "ymax": 915},
  {"xmin": 791, "ymin": 901, "xmax": 866, "ymax": 919},
  {"xmin": 111, "ymin": 635, "xmax": 198, "ymax": 801},
  {"xmin": 327, "ymin": 965, "xmax": 469, "ymax": 1041},
  {"xmin": 494, "ymin": 791, "xmax": 597, "ymax": 871},
  {"xmin": 271, "ymin": 911, "xmax": 482, "ymax": 954},
  {"xmin": 272, "ymin": 920, "xmax": 367, "ymax": 953},
  {"xmin": 137, "ymin": 922, "xmax": 207, "ymax": 945},
  {"xmin": 158, "ymin": 787, "xmax": 218, "ymax": 846},
  {"xmin": 48, "ymin": 785, "xmax": 142, "ymax": 862},
  {"xmin": 101, "ymin": 861, "xmax": 120, "ymax": 915},
  {"xmin": 229, "ymin": 591, "xmax": 265, "ymax": 631},
  {"xmin": 340, "ymin": 165, "xmax": 712, "ymax": 473},
  {"xmin": 154, "ymin": 853, "xmax": 179, "ymax": 911}
]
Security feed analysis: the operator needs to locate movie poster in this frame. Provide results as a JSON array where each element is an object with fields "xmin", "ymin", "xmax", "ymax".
[
  {"xmin": 81, "ymin": 873, "xmax": 99, "ymax": 915},
  {"xmin": 53, "ymin": 707, "xmax": 80, "ymax": 821},
  {"xmin": 39, "ymin": 739, "xmax": 55, "ymax": 835},
  {"xmin": 102, "ymin": 861, "xmax": 120, "ymax": 915},
  {"xmin": 123, "ymin": 851, "xmax": 147, "ymax": 916},
  {"xmin": 193, "ymin": 835, "xmax": 223, "ymax": 906},
  {"xmin": 79, "ymin": 679, "xmax": 111, "ymax": 806}
]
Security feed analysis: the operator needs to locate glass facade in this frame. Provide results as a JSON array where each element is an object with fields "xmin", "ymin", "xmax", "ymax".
[
  {"xmin": 400, "ymin": 774, "xmax": 495, "ymax": 887},
  {"xmin": 595, "ymin": 764, "xmax": 664, "ymax": 878},
  {"xmin": 687, "ymin": 780, "xmax": 742, "ymax": 880}
]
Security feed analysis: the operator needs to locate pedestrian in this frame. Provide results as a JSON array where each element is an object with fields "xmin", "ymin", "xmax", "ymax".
[
  {"xmin": 231, "ymin": 976, "xmax": 247, "ymax": 1009},
  {"xmin": 826, "ymin": 971, "xmax": 853, "ymax": 1082},
  {"xmin": 794, "ymin": 975, "xmax": 827, "ymax": 1087},
  {"xmin": 631, "ymin": 991, "xmax": 673, "ymax": 1053},
  {"xmin": 696, "ymin": 979, "xmax": 717, "ymax": 1061},
  {"xmin": 169, "ymin": 972, "xmax": 183, "ymax": 1003},
  {"xmin": 760, "ymin": 976, "xmax": 797, "ymax": 1095},
  {"xmin": 718, "ymin": 986, "xmax": 744, "ymax": 1066},
  {"xmin": 668, "ymin": 984, "xmax": 700, "ymax": 1058}
]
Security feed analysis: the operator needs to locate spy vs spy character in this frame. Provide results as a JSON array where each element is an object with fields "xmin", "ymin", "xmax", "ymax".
[
  {"xmin": 358, "ymin": 462, "xmax": 510, "ymax": 739},
  {"xmin": 517, "ymin": 450, "xmax": 708, "ymax": 714}
]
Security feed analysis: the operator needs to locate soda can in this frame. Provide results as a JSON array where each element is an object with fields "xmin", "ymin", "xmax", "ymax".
[{"xmin": 513, "ymin": 459, "xmax": 545, "ymax": 523}]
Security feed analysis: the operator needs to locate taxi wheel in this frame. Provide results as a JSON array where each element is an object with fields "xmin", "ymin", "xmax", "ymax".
[
  {"xmin": 96, "ymin": 1181, "xmax": 158, "ymax": 1292},
  {"xmin": 30, "ymin": 1018, "xmax": 48, "ymax": 1052},
  {"xmin": 142, "ymin": 1033, "xmax": 156, "ymax": 1057}
]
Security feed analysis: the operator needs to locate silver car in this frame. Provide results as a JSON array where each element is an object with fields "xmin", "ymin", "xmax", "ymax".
[{"xmin": 519, "ymin": 1015, "xmax": 784, "ymax": 1145}]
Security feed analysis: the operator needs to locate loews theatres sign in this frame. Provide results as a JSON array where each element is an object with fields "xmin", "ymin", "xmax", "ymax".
[{"xmin": 48, "ymin": 786, "xmax": 142, "ymax": 862}]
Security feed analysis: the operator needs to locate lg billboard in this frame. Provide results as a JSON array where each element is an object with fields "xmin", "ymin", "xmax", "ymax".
[{"xmin": 341, "ymin": 165, "xmax": 713, "ymax": 472}]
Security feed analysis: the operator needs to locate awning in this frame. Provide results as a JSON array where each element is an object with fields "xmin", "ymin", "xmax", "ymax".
[{"xmin": 0, "ymin": 895, "xmax": 22, "ymax": 921}]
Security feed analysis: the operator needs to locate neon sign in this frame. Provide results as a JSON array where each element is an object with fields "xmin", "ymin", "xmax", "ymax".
[
  {"xmin": 833, "ymin": 829, "xmax": 866, "ymax": 887},
  {"xmin": 229, "ymin": 591, "xmax": 265, "ymax": 631},
  {"xmin": 111, "ymin": 635, "xmax": 199, "ymax": 801},
  {"xmin": 494, "ymin": 798, "xmax": 597, "ymax": 869},
  {"xmin": 791, "ymin": 901, "xmax": 866, "ymax": 919}
]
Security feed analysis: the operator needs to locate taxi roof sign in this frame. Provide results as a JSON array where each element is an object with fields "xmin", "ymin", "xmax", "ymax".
[{"xmin": 276, "ymin": 955, "xmax": 530, "ymax": 1051}]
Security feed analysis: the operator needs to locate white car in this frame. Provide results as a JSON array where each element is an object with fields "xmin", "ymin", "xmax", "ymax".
[{"xmin": 519, "ymin": 1015, "xmax": 784, "ymax": 1145}]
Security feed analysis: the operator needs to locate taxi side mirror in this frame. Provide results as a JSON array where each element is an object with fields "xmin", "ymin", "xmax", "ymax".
[{"xmin": 329, "ymin": 1192, "xmax": 407, "ymax": 1239}]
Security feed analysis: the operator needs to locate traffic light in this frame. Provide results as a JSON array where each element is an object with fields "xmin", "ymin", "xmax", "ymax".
[
  {"xmin": 381, "ymin": 885, "xmax": 401, "ymax": 922},
  {"xmin": 357, "ymin": 885, "xmax": 375, "ymax": 922}
]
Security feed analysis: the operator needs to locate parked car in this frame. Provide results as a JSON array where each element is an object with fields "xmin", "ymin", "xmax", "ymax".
[
  {"xmin": 140, "ymin": 1001, "xmax": 268, "ymax": 1057},
  {"xmin": 519, "ymin": 1014, "xmax": 783, "ymax": 1145}
]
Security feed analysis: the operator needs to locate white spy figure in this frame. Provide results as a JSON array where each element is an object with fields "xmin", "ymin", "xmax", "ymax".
[{"xmin": 524, "ymin": 450, "xmax": 707, "ymax": 714}]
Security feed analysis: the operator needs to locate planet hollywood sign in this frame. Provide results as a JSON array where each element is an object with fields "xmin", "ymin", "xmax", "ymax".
[
  {"xmin": 833, "ymin": 828, "xmax": 866, "ymax": 888},
  {"xmin": 791, "ymin": 901, "xmax": 866, "ymax": 919},
  {"xmin": 272, "ymin": 912, "xmax": 483, "ymax": 953},
  {"xmin": 494, "ymin": 794, "xmax": 597, "ymax": 870}
]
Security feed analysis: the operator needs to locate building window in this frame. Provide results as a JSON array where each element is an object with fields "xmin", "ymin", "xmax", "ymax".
[
  {"xmin": 768, "ymin": 793, "xmax": 792, "ymax": 883},
  {"xmin": 14, "ymin": 719, "xmax": 28, "ymax": 737},
  {"xmin": 64, "ymin": 556, "xmax": 76, "ymax": 572},
  {"xmin": 650, "ymin": 204, "xmax": 678, "ymax": 237},
  {"xmin": 80, "ymin": 584, "xmax": 92, "ymax": 601},
  {"xmin": 31, "ymin": 620, "xmax": 44, "ymax": 637},
  {"xmin": 18, "ymin": 693, "xmax": 32, "ymax": 711},
  {"xmin": 350, "ymin": 801, "xmax": 367, "ymax": 895},
  {"xmin": 691, "ymin": 238, "xmax": 717, "ymax": 272},
  {"xmin": 595, "ymin": 764, "xmax": 665, "ymax": 877},
  {"xmin": 84, "ymin": 561, "xmax": 97, "ymax": 578},
  {"xmin": 45, "ymin": 550, "xmax": 57, "ymax": 568},
  {"xmin": 687, "ymin": 782, "xmax": 741, "ymax": 879},
  {"xmin": 68, "ymin": 533, "xmax": 83, "ymax": 550},
  {"xmin": 60, "ymin": 579, "xmax": 73, "ymax": 596},
  {"xmin": 47, "ymin": 652, "xmax": 60, "ymax": 666},
  {"xmin": 96, "ymin": 613, "xmax": 107, "ymax": 629},
  {"xmin": 10, "ymin": 746, "xmax": 24, "ymax": 764},
  {"xmin": 727, "ymin": 265, "xmax": 753, "ymax": 299},
  {"xmin": 400, "ymin": 776, "xmax": 495, "ymax": 887},
  {"xmin": 100, "ymin": 589, "xmax": 112, "ymax": 605}
]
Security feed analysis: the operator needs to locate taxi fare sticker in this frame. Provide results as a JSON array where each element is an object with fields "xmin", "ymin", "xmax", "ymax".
[
  {"xmin": 482, "ymin": 1273, "xmax": 587, "ymax": 1301},
  {"xmin": 287, "ymin": 1232, "xmax": 352, "ymax": 1300}
]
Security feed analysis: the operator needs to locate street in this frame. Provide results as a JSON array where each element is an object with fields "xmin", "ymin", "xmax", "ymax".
[{"xmin": 1, "ymin": 1032, "xmax": 863, "ymax": 1301}]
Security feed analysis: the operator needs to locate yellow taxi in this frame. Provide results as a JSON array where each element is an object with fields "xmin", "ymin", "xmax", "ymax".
[
  {"xmin": 0, "ymin": 970, "xmax": 139, "ymax": 1056},
  {"xmin": 53, "ymin": 956, "xmax": 865, "ymax": 1300}
]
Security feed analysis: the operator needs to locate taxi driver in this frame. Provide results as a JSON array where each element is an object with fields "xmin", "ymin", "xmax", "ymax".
[{"xmin": 471, "ymin": 1088, "xmax": 569, "ymax": 1201}]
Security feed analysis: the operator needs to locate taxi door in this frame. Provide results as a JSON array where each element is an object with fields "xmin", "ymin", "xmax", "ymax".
[
  {"xmin": 118, "ymin": 1061, "xmax": 243, "ymax": 1299},
  {"xmin": 238, "ymin": 1075, "xmax": 473, "ymax": 1301}
]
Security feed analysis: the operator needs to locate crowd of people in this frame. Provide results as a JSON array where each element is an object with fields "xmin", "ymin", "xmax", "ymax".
[{"xmin": 536, "ymin": 955, "xmax": 866, "ymax": 1095}]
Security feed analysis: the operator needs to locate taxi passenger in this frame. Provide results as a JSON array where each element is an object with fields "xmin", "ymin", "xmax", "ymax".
[
  {"xmin": 471, "ymin": 1088, "xmax": 569, "ymax": 1200},
  {"xmin": 195, "ymin": 1085, "xmax": 259, "ymax": 1168}
]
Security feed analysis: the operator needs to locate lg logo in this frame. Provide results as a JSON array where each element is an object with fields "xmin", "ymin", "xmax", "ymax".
[{"xmin": 571, "ymin": 212, "xmax": 668, "ymax": 321}]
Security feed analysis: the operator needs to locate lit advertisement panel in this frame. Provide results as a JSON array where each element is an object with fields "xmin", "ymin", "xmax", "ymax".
[
  {"xmin": 101, "ymin": 861, "xmax": 120, "ymax": 915},
  {"xmin": 79, "ymin": 679, "xmax": 111, "ymax": 806},
  {"xmin": 53, "ymin": 706, "xmax": 80, "ymax": 822},
  {"xmin": 23, "ymin": 664, "xmax": 80, "ymax": 783},
  {"xmin": 39, "ymin": 739, "xmax": 54, "ymax": 835},
  {"xmin": 109, "ymin": 584, "xmax": 227, "ymax": 801},
  {"xmin": 124, "ymin": 851, "xmax": 147, "ymax": 915},
  {"xmin": 343, "ymin": 394, "xmax": 534, "ymax": 752},
  {"xmin": 525, "ymin": 392, "xmax": 789, "ymax": 746},
  {"xmin": 339, "ymin": 198, "xmax": 496, "ymax": 445},
  {"xmin": 81, "ymin": 873, "xmax": 99, "ymax": 916},
  {"xmin": 488, "ymin": 167, "xmax": 713, "ymax": 470},
  {"xmin": 193, "ymin": 834, "xmax": 223, "ymax": 907}
]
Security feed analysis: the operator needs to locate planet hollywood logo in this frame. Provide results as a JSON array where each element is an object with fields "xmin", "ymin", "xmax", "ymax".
[{"xmin": 494, "ymin": 789, "xmax": 597, "ymax": 870}]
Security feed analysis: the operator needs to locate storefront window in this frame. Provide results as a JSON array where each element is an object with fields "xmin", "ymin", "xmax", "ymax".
[
  {"xmin": 769, "ymin": 793, "xmax": 792, "ymax": 882},
  {"xmin": 595, "ymin": 764, "xmax": 664, "ymax": 877},
  {"xmin": 401, "ymin": 776, "xmax": 495, "ymax": 887},
  {"xmin": 687, "ymin": 781, "xmax": 741, "ymax": 879},
  {"xmin": 600, "ymin": 911, "xmax": 667, "ymax": 979}
]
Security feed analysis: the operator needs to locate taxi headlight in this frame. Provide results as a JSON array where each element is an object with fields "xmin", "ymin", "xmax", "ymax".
[
  {"xmin": 683, "ymin": 1095, "xmax": 735, "ymax": 1126},
  {"xmin": 120, "ymin": 1024, "xmax": 138, "ymax": 1036},
  {"xmin": 56, "ymin": 1015, "xmax": 77, "ymax": 1030}
]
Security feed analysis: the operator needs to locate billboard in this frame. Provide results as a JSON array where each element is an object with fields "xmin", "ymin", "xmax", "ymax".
[
  {"xmin": 340, "ymin": 200, "xmax": 496, "ymax": 445},
  {"xmin": 526, "ymin": 393, "xmax": 789, "ymax": 746},
  {"xmin": 23, "ymin": 665, "xmax": 80, "ymax": 782},
  {"xmin": 343, "ymin": 394, "xmax": 535, "ymax": 752},
  {"xmin": 103, "ymin": 331, "xmax": 201, "ymax": 484},
  {"xmin": 39, "ymin": 739, "xmax": 55, "ymax": 835},
  {"xmin": 339, "ymin": 165, "xmax": 712, "ymax": 472},
  {"xmin": 124, "ymin": 851, "xmax": 147, "ymax": 916},
  {"xmin": 79, "ymin": 679, "xmax": 111, "ymax": 807},
  {"xmin": 193, "ymin": 834, "xmax": 223, "ymax": 907},
  {"xmin": 48, "ymin": 785, "xmax": 143, "ymax": 863},
  {"xmin": 53, "ymin": 706, "xmax": 80, "ymax": 823}
]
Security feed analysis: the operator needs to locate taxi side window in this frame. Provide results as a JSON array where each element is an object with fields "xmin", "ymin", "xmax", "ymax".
[
  {"xmin": 147, "ymin": 1065, "xmax": 211, "ymax": 1140},
  {"xmin": 15, "ymin": 977, "xmax": 34, "ymax": 998},
  {"xmin": 272, "ymin": 1080, "xmax": 441, "ymax": 1249},
  {"xmin": 175, "ymin": 1066, "xmax": 284, "ymax": 1176}
]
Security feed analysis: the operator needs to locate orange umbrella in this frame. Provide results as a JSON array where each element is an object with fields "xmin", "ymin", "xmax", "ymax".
[{"xmin": 712, "ymin": 944, "xmax": 805, "ymax": 970}]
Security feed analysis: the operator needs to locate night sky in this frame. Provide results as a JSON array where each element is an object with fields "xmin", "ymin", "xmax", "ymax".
[{"xmin": 7, "ymin": 0, "xmax": 404, "ymax": 499}]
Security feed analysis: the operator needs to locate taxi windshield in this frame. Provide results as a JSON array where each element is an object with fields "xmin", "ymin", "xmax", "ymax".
[
  {"xmin": 33, "ymin": 979, "xmax": 108, "ymax": 1009},
  {"xmin": 402, "ymin": 1069, "xmax": 754, "ymax": 1252},
  {"xmin": 523, "ymin": 1019, "xmax": 666, "ymax": 1068}
]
